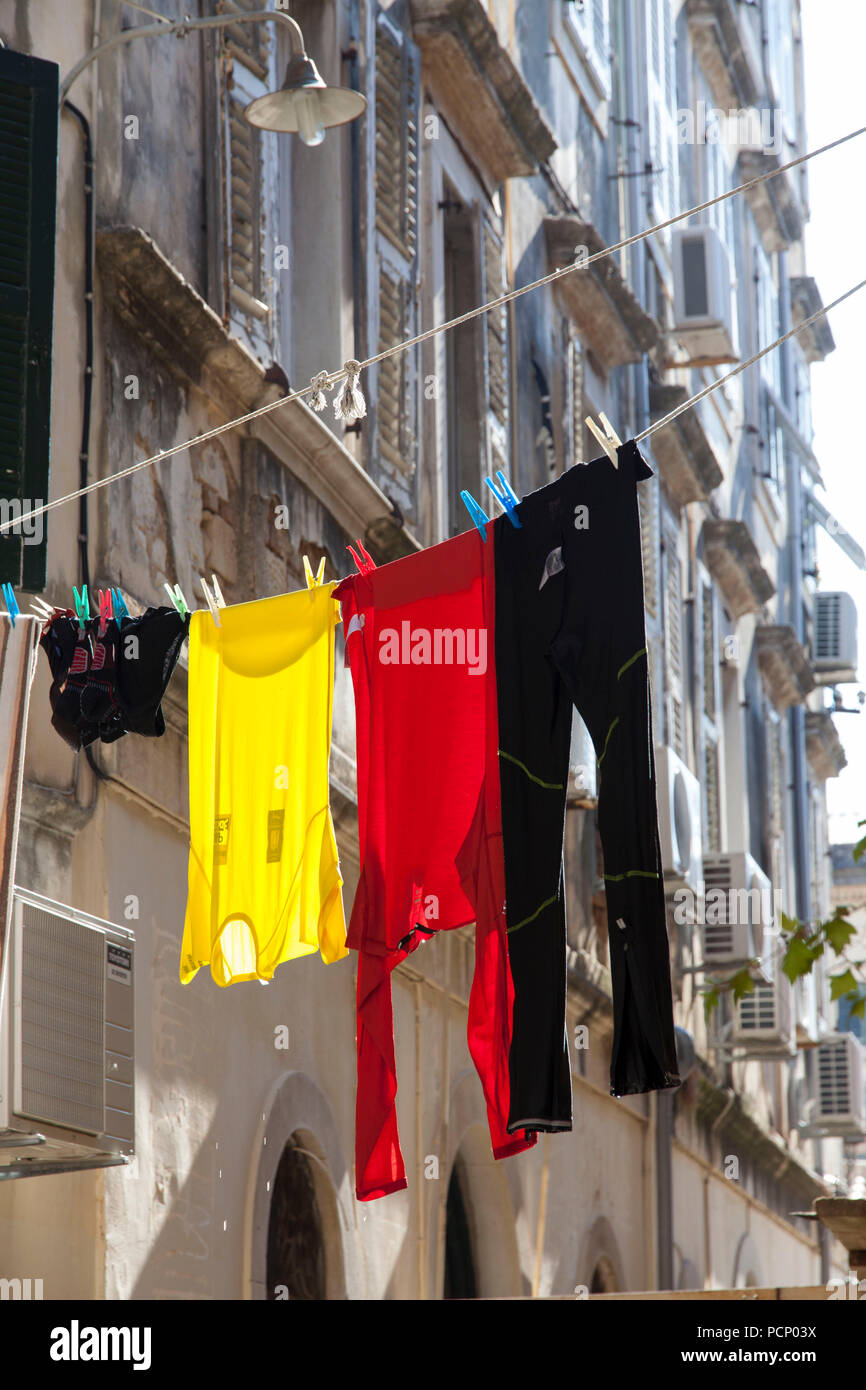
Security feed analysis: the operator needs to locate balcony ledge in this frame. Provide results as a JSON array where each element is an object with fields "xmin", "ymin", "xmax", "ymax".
[
  {"xmin": 804, "ymin": 710, "xmax": 847, "ymax": 780},
  {"xmin": 701, "ymin": 518, "xmax": 775, "ymax": 618},
  {"xmin": 410, "ymin": 0, "xmax": 556, "ymax": 180},
  {"xmin": 685, "ymin": 0, "xmax": 762, "ymax": 109},
  {"xmin": 790, "ymin": 277, "xmax": 836, "ymax": 364},
  {"xmin": 737, "ymin": 148, "xmax": 804, "ymax": 254},
  {"xmin": 95, "ymin": 226, "xmax": 419, "ymax": 565},
  {"xmin": 648, "ymin": 383, "xmax": 724, "ymax": 505},
  {"xmin": 755, "ymin": 624, "xmax": 816, "ymax": 711},
  {"xmin": 544, "ymin": 216, "xmax": 660, "ymax": 371}
]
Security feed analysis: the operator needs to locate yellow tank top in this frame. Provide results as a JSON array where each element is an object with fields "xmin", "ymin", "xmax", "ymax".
[{"xmin": 180, "ymin": 582, "xmax": 347, "ymax": 985}]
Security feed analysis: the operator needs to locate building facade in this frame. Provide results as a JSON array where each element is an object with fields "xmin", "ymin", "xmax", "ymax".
[{"xmin": 0, "ymin": 0, "xmax": 860, "ymax": 1298}]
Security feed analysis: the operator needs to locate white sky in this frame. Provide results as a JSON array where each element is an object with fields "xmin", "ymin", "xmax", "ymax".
[{"xmin": 800, "ymin": 0, "xmax": 866, "ymax": 846}]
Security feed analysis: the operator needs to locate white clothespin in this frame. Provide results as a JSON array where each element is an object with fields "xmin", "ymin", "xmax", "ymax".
[
  {"xmin": 199, "ymin": 573, "xmax": 225, "ymax": 627},
  {"xmin": 585, "ymin": 413, "xmax": 622, "ymax": 469},
  {"xmin": 30, "ymin": 597, "xmax": 56, "ymax": 620}
]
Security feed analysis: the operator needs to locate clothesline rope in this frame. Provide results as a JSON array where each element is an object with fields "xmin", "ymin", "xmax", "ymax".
[
  {"xmin": 635, "ymin": 279, "xmax": 866, "ymax": 443},
  {"xmin": 2, "ymin": 122, "xmax": 864, "ymax": 537}
]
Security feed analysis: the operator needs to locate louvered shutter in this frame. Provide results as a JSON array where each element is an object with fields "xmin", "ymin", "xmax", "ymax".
[
  {"xmin": 0, "ymin": 48, "xmax": 57, "ymax": 591},
  {"xmin": 568, "ymin": 335, "xmax": 584, "ymax": 470},
  {"xmin": 219, "ymin": 0, "xmax": 278, "ymax": 361},
  {"xmin": 662, "ymin": 520, "xmax": 685, "ymax": 759},
  {"xmin": 767, "ymin": 716, "xmax": 785, "ymax": 894},
  {"xmin": 637, "ymin": 470, "xmax": 660, "ymax": 620},
  {"xmin": 565, "ymin": 0, "xmax": 611, "ymax": 88},
  {"xmin": 481, "ymin": 217, "xmax": 508, "ymax": 475},
  {"xmin": 699, "ymin": 567, "xmax": 722, "ymax": 852},
  {"xmin": 373, "ymin": 12, "xmax": 420, "ymax": 492},
  {"xmin": 646, "ymin": 0, "xmax": 678, "ymax": 245}
]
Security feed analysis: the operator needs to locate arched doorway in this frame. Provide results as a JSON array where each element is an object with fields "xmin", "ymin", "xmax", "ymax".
[
  {"xmin": 266, "ymin": 1134, "xmax": 327, "ymax": 1300},
  {"xmin": 443, "ymin": 1157, "xmax": 477, "ymax": 1299},
  {"xmin": 245, "ymin": 1073, "xmax": 350, "ymax": 1299}
]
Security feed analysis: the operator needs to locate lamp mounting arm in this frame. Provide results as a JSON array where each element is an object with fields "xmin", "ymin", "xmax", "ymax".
[{"xmin": 59, "ymin": 9, "xmax": 305, "ymax": 102}]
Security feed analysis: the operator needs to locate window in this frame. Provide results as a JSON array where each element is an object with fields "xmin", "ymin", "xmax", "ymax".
[
  {"xmin": 662, "ymin": 519, "xmax": 685, "ymax": 759},
  {"xmin": 217, "ymin": 0, "xmax": 279, "ymax": 362},
  {"xmin": 0, "ymin": 47, "xmax": 57, "ymax": 591},
  {"xmin": 443, "ymin": 190, "xmax": 482, "ymax": 531},
  {"xmin": 699, "ymin": 572, "xmax": 722, "ymax": 852},
  {"xmin": 564, "ymin": 0, "xmax": 611, "ymax": 94},
  {"xmin": 760, "ymin": 390, "xmax": 784, "ymax": 492},
  {"xmin": 373, "ymin": 12, "xmax": 420, "ymax": 495},
  {"xmin": 755, "ymin": 245, "xmax": 779, "ymax": 390},
  {"xmin": 645, "ymin": 0, "xmax": 678, "ymax": 240}
]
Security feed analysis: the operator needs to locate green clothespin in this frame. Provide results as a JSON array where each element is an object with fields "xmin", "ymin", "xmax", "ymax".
[
  {"xmin": 72, "ymin": 584, "xmax": 91, "ymax": 632},
  {"xmin": 164, "ymin": 582, "xmax": 190, "ymax": 618}
]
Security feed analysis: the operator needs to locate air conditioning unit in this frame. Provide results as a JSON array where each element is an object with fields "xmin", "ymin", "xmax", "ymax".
[
  {"xmin": 812, "ymin": 591, "xmax": 858, "ymax": 683},
  {"xmin": 0, "ymin": 886, "xmax": 134, "ymax": 1174},
  {"xmin": 810, "ymin": 1034, "xmax": 866, "ymax": 1137},
  {"xmin": 729, "ymin": 972, "xmax": 796, "ymax": 1059},
  {"xmin": 795, "ymin": 970, "xmax": 820, "ymax": 1048},
  {"xmin": 567, "ymin": 709, "xmax": 597, "ymax": 806},
  {"xmin": 654, "ymin": 745, "xmax": 702, "ymax": 895},
  {"xmin": 701, "ymin": 851, "xmax": 775, "ymax": 982},
  {"xmin": 671, "ymin": 224, "xmax": 739, "ymax": 366}
]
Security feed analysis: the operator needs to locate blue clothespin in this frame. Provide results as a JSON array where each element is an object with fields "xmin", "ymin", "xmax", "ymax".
[
  {"xmin": 112, "ymin": 587, "xmax": 129, "ymax": 623},
  {"xmin": 460, "ymin": 490, "xmax": 491, "ymax": 541},
  {"xmin": 1, "ymin": 582, "xmax": 19, "ymax": 627},
  {"xmin": 485, "ymin": 470, "xmax": 522, "ymax": 528},
  {"xmin": 72, "ymin": 584, "xmax": 91, "ymax": 632}
]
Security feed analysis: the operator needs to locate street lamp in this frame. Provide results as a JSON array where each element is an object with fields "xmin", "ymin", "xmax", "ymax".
[{"xmin": 59, "ymin": 8, "xmax": 366, "ymax": 145}]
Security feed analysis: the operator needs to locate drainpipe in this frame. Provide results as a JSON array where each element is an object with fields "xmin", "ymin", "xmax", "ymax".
[
  {"xmin": 619, "ymin": 0, "xmax": 666, "ymax": 1288},
  {"xmin": 778, "ymin": 251, "xmax": 810, "ymax": 925},
  {"xmin": 345, "ymin": 0, "xmax": 363, "ymax": 364}
]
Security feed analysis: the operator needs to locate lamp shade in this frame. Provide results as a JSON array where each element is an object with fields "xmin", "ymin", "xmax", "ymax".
[{"xmin": 243, "ymin": 51, "xmax": 366, "ymax": 134}]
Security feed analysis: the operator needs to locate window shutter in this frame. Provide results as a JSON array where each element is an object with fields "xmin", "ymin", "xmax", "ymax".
[
  {"xmin": 662, "ymin": 521, "xmax": 685, "ymax": 758},
  {"xmin": 646, "ymin": 0, "xmax": 678, "ymax": 241},
  {"xmin": 699, "ymin": 571, "xmax": 722, "ymax": 851},
  {"xmin": 373, "ymin": 14, "xmax": 420, "ymax": 489},
  {"xmin": 569, "ymin": 335, "xmax": 584, "ymax": 470},
  {"xmin": 767, "ymin": 717, "xmax": 784, "ymax": 892},
  {"xmin": 637, "ymin": 470, "xmax": 660, "ymax": 619},
  {"xmin": 0, "ymin": 48, "xmax": 57, "ymax": 591},
  {"xmin": 219, "ymin": 0, "xmax": 277, "ymax": 361},
  {"xmin": 481, "ymin": 216, "xmax": 508, "ymax": 474}
]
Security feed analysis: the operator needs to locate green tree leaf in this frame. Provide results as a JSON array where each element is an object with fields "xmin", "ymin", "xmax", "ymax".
[
  {"xmin": 830, "ymin": 969, "xmax": 858, "ymax": 1001},
  {"xmin": 782, "ymin": 934, "xmax": 822, "ymax": 984},
  {"xmin": 703, "ymin": 984, "xmax": 720, "ymax": 1022},
  {"xmin": 731, "ymin": 968, "xmax": 755, "ymax": 1004},
  {"xmin": 824, "ymin": 915, "xmax": 857, "ymax": 956}
]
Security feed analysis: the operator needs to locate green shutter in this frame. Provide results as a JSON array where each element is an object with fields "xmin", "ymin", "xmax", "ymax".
[{"xmin": 0, "ymin": 47, "xmax": 58, "ymax": 591}]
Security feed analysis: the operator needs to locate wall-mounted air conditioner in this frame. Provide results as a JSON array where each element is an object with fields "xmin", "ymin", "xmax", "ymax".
[
  {"xmin": 567, "ymin": 709, "xmax": 597, "ymax": 806},
  {"xmin": 671, "ymin": 224, "xmax": 739, "ymax": 366},
  {"xmin": 654, "ymin": 745, "xmax": 702, "ymax": 895},
  {"xmin": 729, "ymin": 972, "xmax": 796, "ymax": 1059},
  {"xmin": 812, "ymin": 591, "xmax": 858, "ymax": 683},
  {"xmin": 0, "ymin": 886, "xmax": 134, "ymax": 1174},
  {"xmin": 701, "ymin": 851, "xmax": 775, "ymax": 982},
  {"xmin": 810, "ymin": 1034, "xmax": 866, "ymax": 1138}
]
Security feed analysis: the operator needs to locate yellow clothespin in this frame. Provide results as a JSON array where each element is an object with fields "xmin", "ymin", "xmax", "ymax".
[
  {"xmin": 303, "ymin": 555, "xmax": 327, "ymax": 589},
  {"xmin": 199, "ymin": 573, "xmax": 225, "ymax": 627}
]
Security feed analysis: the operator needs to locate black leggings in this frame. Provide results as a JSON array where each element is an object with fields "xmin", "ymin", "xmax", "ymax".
[{"xmin": 494, "ymin": 440, "xmax": 681, "ymax": 1133}]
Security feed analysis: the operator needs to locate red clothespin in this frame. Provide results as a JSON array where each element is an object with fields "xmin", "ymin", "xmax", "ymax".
[
  {"xmin": 97, "ymin": 588, "xmax": 114, "ymax": 636},
  {"xmin": 347, "ymin": 539, "xmax": 376, "ymax": 575}
]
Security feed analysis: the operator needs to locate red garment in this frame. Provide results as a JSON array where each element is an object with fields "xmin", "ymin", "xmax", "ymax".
[{"xmin": 336, "ymin": 529, "xmax": 535, "ymax": 1201}]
